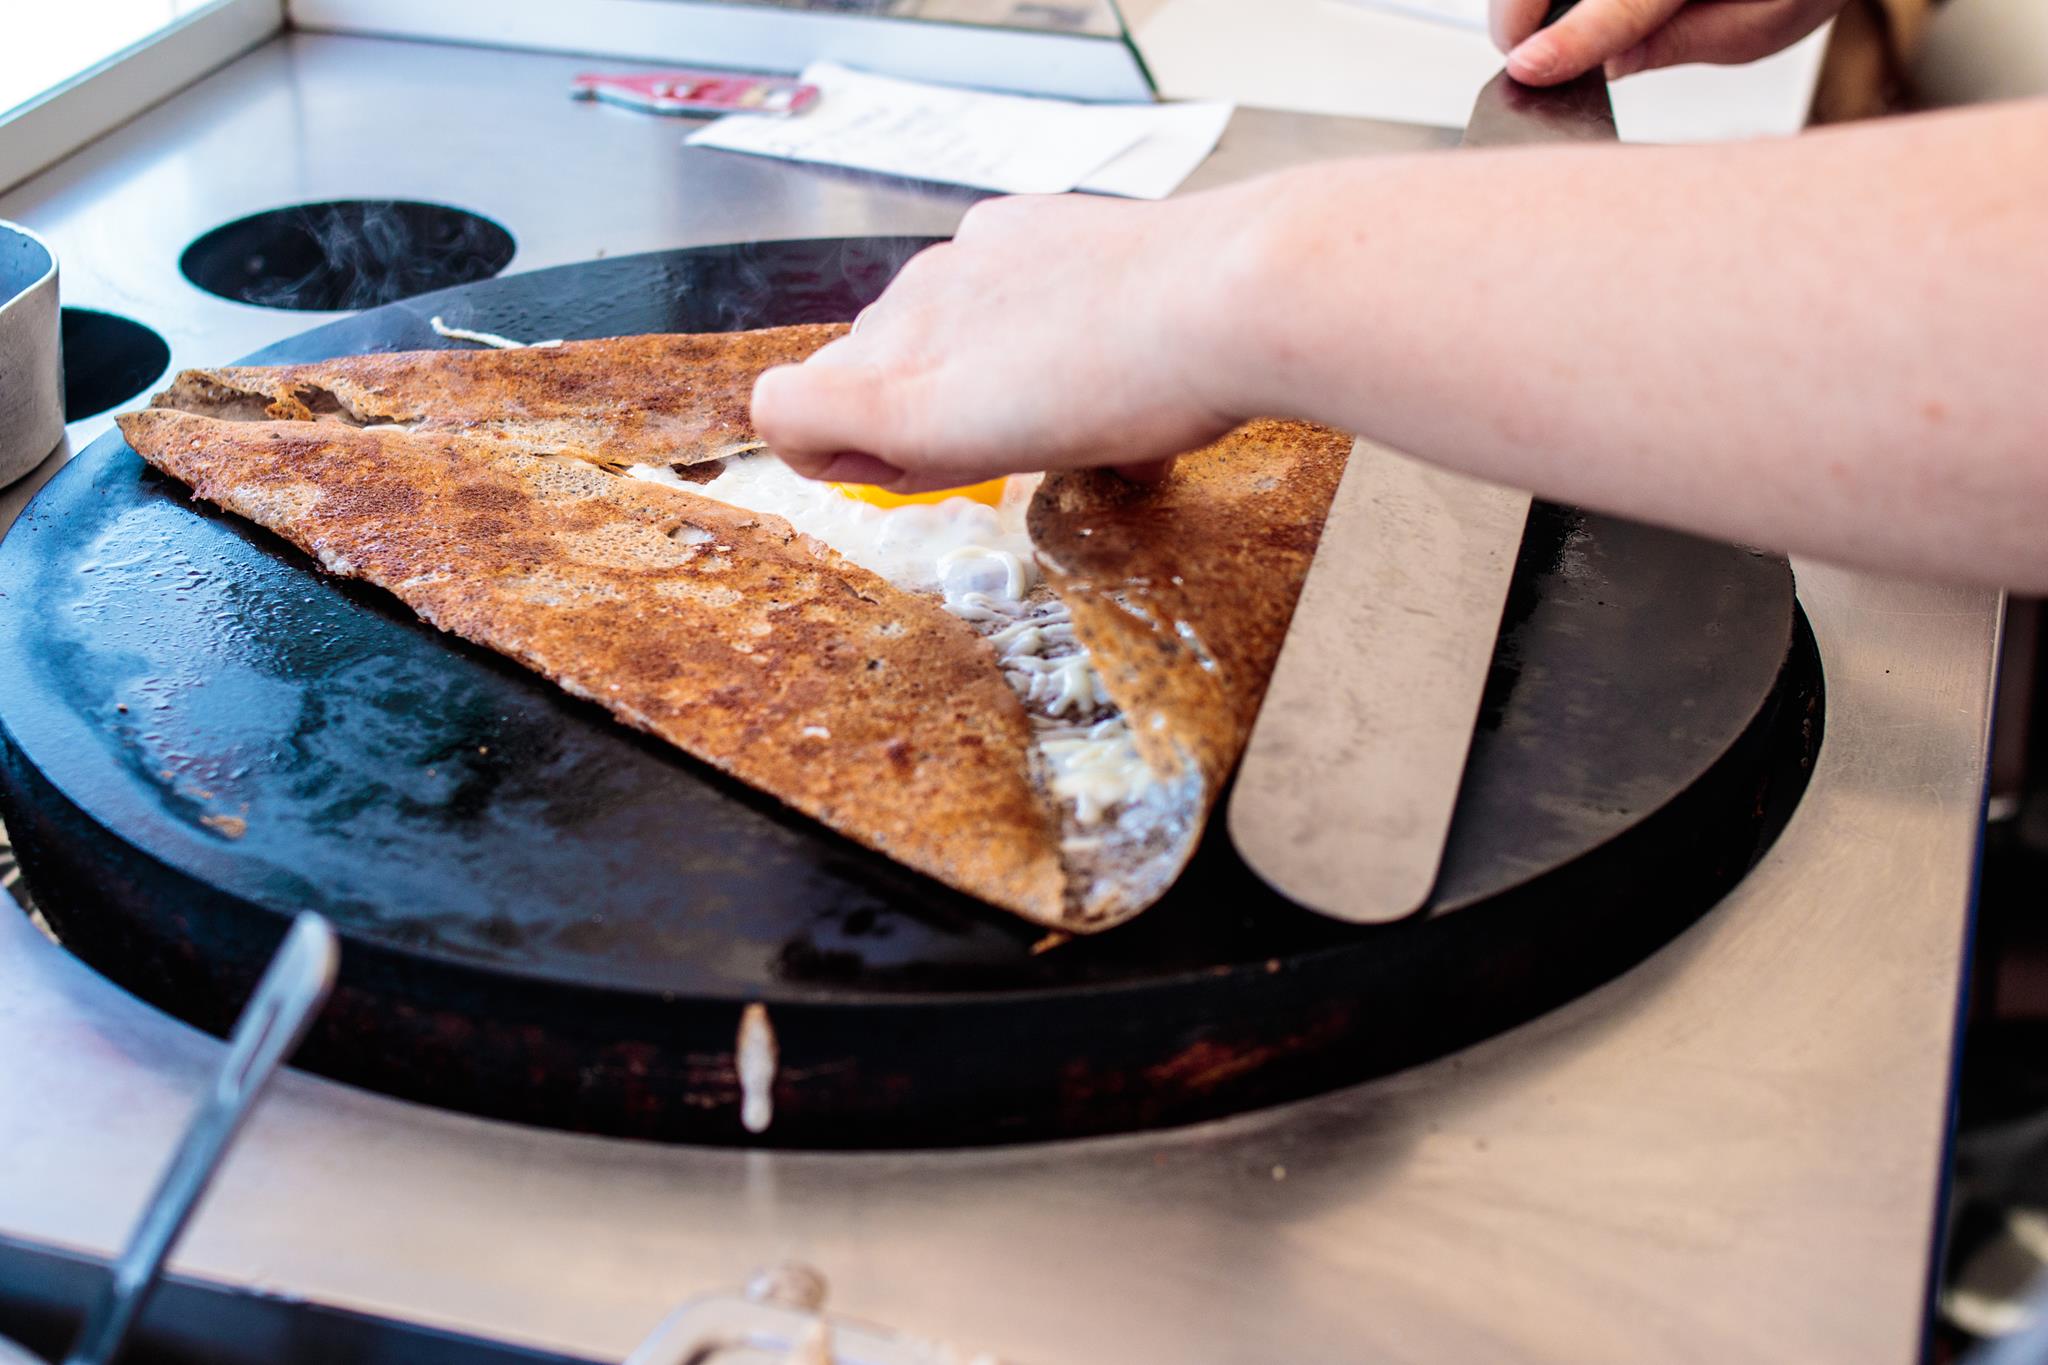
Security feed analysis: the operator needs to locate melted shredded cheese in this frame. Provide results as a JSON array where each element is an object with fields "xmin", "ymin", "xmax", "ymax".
[
  {"xmin": 937, "ymin": 590, "xmax": 1157, "ymax": 827},
  {"xmin": 622, "ymin": 454, "xmax": 1166, "ymax": 840},
  {"xmin": 1038, "ymin": 718, "xmax": 1153, "ymax": 827}
]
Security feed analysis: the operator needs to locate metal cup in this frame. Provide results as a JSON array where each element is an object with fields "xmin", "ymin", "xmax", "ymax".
[{"xmin": 0, "ymin": 220, "xmax": 62, "ymax": 489}]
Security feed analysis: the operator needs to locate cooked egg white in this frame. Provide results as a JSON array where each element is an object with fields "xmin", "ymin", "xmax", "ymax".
[
  {"xmin": 628, "ymin": 453, "xmax": 1165, "ymax": 837},
  {"xmin": 628, "ymin": 455, "xmax": 1041, "ymax": 598}
]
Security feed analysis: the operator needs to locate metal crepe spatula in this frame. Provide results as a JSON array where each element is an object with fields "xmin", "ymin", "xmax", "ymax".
[{"xmin": 1228, "ymin": 12, "xmax": 1615, "ymax": 925}]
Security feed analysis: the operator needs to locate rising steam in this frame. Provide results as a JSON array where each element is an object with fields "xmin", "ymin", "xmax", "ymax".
[{"xmin": 184, "ymin": 201, "xmax": 515, "ymax": 313}]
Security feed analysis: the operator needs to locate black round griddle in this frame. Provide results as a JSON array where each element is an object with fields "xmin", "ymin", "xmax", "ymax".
[{"xmin": 0, "ymin": 238, "xmax": 1823, "ymax": 1148}]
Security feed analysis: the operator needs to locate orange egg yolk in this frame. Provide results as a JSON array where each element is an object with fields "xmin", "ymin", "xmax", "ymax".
[{"xmin": 831, "ymin": 478, "xmax": 1007, "ymax": 509}]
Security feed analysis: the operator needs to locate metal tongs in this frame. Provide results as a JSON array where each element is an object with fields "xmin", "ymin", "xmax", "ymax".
[{"xmin": 0, "ymin": 914, "xmax": 338, "ymax": 1365}]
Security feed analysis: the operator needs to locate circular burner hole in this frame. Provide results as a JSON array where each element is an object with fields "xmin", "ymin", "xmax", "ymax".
[
  {"xmin": 180, "ymin": 200, "xmax": 516, "ymax": 311},
  {"xmin": 61, "ymin": 309, "xmax": 170, "ymax": 420}
]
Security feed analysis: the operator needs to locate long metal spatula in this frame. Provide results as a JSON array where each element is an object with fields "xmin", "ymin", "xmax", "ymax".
[
  {"xmin": 1228, "ymin": 31, "xmax": 1616, "ymax": 925},
  {"xmin": 56, "ymin": 913, "xmax": 339, "ymax": 1365}
]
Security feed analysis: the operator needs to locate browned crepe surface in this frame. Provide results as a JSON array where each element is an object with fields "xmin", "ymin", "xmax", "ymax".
[
  {"xmin": 117, "ymin": 406, "xmax": 1068, "ymax": 925},
  {"xmin": 125, "ymin": 330, "xmax": 1353, "ymax": 932},
  {"xmin": 149, "ymin": 324, "xmax": 847, "ymax": 470},
  {"xmin": 1031, "ymin": 420, "xmax": 1353, "ymax": 798}
]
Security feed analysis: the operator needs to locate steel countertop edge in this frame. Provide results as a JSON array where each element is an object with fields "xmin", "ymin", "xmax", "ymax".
[{"xmin": 0, "ymin": 32, "xmax": 1996, "ymax": 1365}]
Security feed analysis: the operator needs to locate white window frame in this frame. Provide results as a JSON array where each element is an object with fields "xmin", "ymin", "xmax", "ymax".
[
  {"xmin": 285, "ymin": 0, "xmax": 1153, "ymax": 102},
  {"xmin": 0, "ymin": 0, "xmax": 283, "ymax": 195}
]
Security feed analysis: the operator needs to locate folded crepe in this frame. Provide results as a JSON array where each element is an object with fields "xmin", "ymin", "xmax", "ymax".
[
  {"xmin": 119, "ymin": 326, "xmax": 1350, "ymax": 932},
  {"xmin": 145, "ymin": 325, "xmax": 844, "ymax": 469}
]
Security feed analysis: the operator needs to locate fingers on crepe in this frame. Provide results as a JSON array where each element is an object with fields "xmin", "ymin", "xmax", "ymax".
[
  {"xmin": 773, "ymin": 447, "xmax": 911, "ymax": 489},
  {"xmin": 753, "ymin": 353, "xmax": 1193, "ymax": 492},
  {"xmin": 775, "ymin": 442, "xmax": 1176, "ymax": 494},
  {"xmin": 750, "ymin": 193, "xmax": 1230, "ymax": 489},
  {"xmin": 1112, "ymin": 458, "xmax": 1178, "ymax": 484}
]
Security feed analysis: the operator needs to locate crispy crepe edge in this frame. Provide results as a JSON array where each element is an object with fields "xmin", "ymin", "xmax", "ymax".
[
  {"xmin": 1028, "ymin": 420, "xmax": 1354, "ymax": 920},
  {"xmin": 127, "ymin": 334, "xmax": 1351, "ymax": 931},
  {"xmin": 151, "ymin": 323, "xmax": 848, "ymax": 471},
  {"xmin": 117, "ymin": 406, "xmax": 1076, "ymax": 928}
]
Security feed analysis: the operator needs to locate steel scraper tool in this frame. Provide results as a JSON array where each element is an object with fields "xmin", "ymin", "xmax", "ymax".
[{"xmin": 1228, "ymin": 6, "xmax": 1616, "ymax": 923}]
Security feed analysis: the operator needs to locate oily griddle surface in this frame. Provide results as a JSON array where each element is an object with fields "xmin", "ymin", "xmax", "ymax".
[{"xmin": 0, "ymin": 239, "xmax": 1815, "ymax": 1145}]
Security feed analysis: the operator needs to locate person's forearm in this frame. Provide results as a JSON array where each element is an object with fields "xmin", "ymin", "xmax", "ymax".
[{"xmin": 1204, "ymin": 99, "xmax": 2048, "ymax": 588}]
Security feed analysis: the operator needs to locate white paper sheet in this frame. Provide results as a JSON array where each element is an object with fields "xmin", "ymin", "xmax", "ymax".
[
  {"xmin": 1078, "ymin": 99, "xmax": 1234, "ymax": 198},
  {"xmin": 685, "ymin": 61, "xmax": 1233, "ymax": 199}
]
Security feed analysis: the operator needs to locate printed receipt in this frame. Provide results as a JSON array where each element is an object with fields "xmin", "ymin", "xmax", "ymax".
[{"xmin": 685, "ymin": 62, "xmax": 1233, "ymax": 200}]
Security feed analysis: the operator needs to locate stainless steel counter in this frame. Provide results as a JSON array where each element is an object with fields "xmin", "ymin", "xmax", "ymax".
[{"xmin": 0, "ymin": 32, "xmax": 1998, "ymax": 1365}]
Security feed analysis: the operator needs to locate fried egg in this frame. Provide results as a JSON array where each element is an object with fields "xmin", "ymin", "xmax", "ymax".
[
  {"xmin": 627, "ymin": 453, "xmax": 1168, "ymax": 840},
  {"xmin": 628, "ymin": 456, "xmax": 1041, "ymax": 599}
]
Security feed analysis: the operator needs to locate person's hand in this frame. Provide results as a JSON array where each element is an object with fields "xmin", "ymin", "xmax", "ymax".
[
  {"xmin": 1492, "ymin": 0, "xmax": 1847, "ymax": 86},
  {"xmin": 750, "ymin": 192, "xmax": 1248, "ymax": 492}
]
